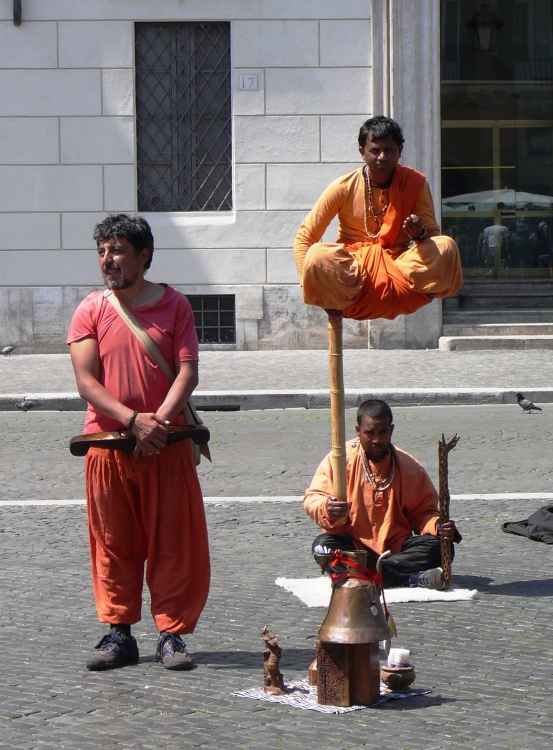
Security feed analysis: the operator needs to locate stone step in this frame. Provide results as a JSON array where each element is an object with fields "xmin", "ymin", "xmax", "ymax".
[
  {"xmin": 448, "ymin": 293, "xmax": 553, "ymax": 310},
  {"xmin": 439, "ymin": 335, "xmax": 553, "ymax": 351},
  {"xmin": 442, "ymin": 322, "xmax": 553, "ymax": 336},
  {"xmin": 455, "ymin": 278, "xmax": 553, "ymax": 291},
  {"xmin": 442, "ymin": 308, "xmax": 553, "ymax": 325}
]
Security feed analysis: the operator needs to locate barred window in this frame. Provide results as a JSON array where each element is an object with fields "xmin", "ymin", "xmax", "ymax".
[
  {"xmin": 135, "ymin": 22, "xmax": 232, "ymax": 212},
  {"xmin": 188, "ymin": 295, "xmax": 236, "ymax": 344}
]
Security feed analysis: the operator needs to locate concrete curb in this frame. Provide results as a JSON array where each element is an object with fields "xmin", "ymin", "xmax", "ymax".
[{"xmin": 1, "ymin": 387, "xmax": 552, "ymax": 411}]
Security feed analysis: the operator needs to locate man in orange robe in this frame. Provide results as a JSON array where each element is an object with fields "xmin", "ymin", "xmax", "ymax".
[
  {"xmin": 304, "ymin": 400, "xmax": 462, "ymax": 588},
  {"xmin": 67, "ymin": 214, "xmax": 210, "ymax": 671},
  {"xmin": 294, "ymin": 116, "xmax": 463, "ymax": 320}
]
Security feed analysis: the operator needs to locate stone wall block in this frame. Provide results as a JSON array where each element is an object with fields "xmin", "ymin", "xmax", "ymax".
[
  {"xmin": 267, "ymin": 163, "xmax": 359, "ymax": 210},
  {"xmin": 0, "ymin": 70, "xmax": 101, "ymax": 116},
  {"xmin": 60, "ymin": 117, "xmax": 135, "ymax": 164},
  {"xmin": 20, "ymin": 1, "xmax": 369, "ymax": 22},
  {"xmin": 62, "ymin": 213, "xmax": 111, "ymax": 250},
  {"xmin": 0, "ymin": 213, "xmax": 60, "ymax": 251},
  {"xmin": 0, "ymin": 21, "xmax": 57, "ymax": 68},
  {"xmin": 0, "ymin": 251, "xmax": 99, "ymax": 286},
  {"xmin": 235, "ymin": 286, "xmax": 264, "ymax": 320},
  {"xmin": 148, "ymin": 249, "xmax": 266, "ymax": 285},
  {"xmin": 234, "ymin": 115, "xmax": 319, "ymax": 163},
  {"xmin": 321, "ymin": 116, "xmax": 366, "ymax": 162},
  {"xmin": 104, "ymin": 165, "xmax": 136, "ymax": 212},
  {"xmin": 267, "ymin": 249, "xmax": 298, "ymax": 284},
  {"xmin": 145, "ymin": 210, "xmax": 305, "ymax": 250},
  {"xmin": 234, "ymin": 164, "xmax": 266, "ymax": 210},
  {"xmin": 58, "ymin": 21, "xmax": 133, "ymax": 68},
  {"xmin": 233, "ymin": 69, "xmax": 265, "ymax": 116},
  {"xmin": 0, "ymin": 166, "xmax": 103, "ymax": 212},
  {"xmin": 266, "ymin": 68, "xmax": 371, "ymax": 115},
  {"xmin": 319, "ymin": 20, "xmax": 371, "ymax": 67},
  {"xmin": 369, "ymin": 299, "xmax": 442, "ymax": 349},
  {"xmin": 232, "ymin": 20, "xmax": 319, "ymax": 67},
  {"xmin": 0, "ymin": 118, "xmax": 59, "ymax": 165},
  {"xmin": 258, "ymin": 285, "xmax": 367, "ymax": 349},
  {"xmin": 0, "ymin": 288, "xmax": 32, "ymax": 347},
  {"xmin": 102, "ymin": 69, "xmax": 134, "ymax": 116}
]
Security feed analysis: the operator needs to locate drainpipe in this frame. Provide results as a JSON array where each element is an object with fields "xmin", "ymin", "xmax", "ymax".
[{"xmin": 13, "ymin": 0, "xmax": 22, "ymax": 26}]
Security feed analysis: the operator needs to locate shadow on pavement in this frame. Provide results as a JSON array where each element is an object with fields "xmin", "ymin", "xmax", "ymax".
[
  {"xmin": 455, "ymin": 574, "xmax": 553, "ymax": 596},
  {"xmin": 194, "ymin": 648, "xmax": 315, "ymax": 670},
  {"xmin": 379, "ymin": 694, "xmax": 459, "ymax": 711}
]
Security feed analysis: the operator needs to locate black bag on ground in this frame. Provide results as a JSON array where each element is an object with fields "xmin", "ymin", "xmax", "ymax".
[{"xmin": 501, "ymin": 504, "xmax": 553, "ymax": 545}]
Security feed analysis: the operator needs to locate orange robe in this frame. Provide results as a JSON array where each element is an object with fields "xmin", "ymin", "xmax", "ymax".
[
  {"xmin": 294, "ymin": 164, "xmax": 463, "ymax": 320},
  {"xmin": 303, "ymin": 440, "xmax": 440, "ymax": 556},
  {"xmin": 86, "ymin": 440, "xmax": 210, "ymax": 633}
]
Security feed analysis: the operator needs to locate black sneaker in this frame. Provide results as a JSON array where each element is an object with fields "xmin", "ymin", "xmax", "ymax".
[
  {"xmin": 156, "ymin": 632, "xmax": 195, "ymax": 671},
  {"xmin": 86, "ymin": 632, "xmax": 139, "ymax": 671}
]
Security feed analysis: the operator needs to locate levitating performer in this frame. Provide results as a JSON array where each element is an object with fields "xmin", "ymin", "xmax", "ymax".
[{"xmin": 294, "ymin": 116, "xmax": 463, "ymax": 321}]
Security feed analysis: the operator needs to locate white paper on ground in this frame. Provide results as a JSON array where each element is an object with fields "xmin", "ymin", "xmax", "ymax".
[{"xmin": 275, "ymin": 576, "xmax": 477, "ymax": 607}]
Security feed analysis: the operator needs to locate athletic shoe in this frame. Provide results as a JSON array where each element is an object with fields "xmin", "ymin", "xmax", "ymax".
[
  {"xmin": 156, "ymin": 632, "xmax": 195, "ymax": 670},
  {"xmin": 86, "ymin": 632, "xmax": 139, "ymax": 671},
  {"xmin": 416, "ymin": 568, "xmax": 447, "ymax": 590}
]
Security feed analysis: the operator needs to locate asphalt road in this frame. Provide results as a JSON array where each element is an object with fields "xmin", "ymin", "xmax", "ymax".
[{"xmin": 0, "ymin": 405, "xmax": 551, "ymax": 501}]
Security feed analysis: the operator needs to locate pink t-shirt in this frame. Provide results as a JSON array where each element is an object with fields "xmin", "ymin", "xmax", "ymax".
[{"xmin": 66, "ymin": 285, "xmax": 199, "ymax": 434}]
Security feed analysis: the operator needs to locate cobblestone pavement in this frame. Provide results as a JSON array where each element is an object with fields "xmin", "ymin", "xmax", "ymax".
[
  {"xmin": 1, "ymin": 349, "xmax": 553, "ymax": 393},
  {"xmin": 1, "ymin": 496, "xmax": 553, "ymax": 749},
  {"xmin": 1, "ymin": 406, "xmax": 551, "ymax": 502}
]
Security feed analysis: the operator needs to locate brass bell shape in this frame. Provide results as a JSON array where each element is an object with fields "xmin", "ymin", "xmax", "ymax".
[{"xmin": 318, "ymin": 551, "xmax": 392, "ymax": 645}]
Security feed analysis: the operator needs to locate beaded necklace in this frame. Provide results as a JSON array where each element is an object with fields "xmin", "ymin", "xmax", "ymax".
[
  {"xmin": 362, "ymin": 165, "xmax": 391, "ymax": 239},
  {"xmin": 358, "ymin": 443, "xmax": 395, "ymax": 492}
]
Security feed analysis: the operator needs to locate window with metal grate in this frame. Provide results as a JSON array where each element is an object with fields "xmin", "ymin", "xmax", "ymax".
[
  {"xmin": 187, "ymin": 295, "xmax": 236, "ymax": 344},
  {"xmin": 135, "ymin": 22, "xmax": 232, "ymax": 212}
]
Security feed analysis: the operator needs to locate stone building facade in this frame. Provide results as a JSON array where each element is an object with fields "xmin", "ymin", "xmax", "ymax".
[{"xmin": 0, "ymin": 0, "xmax": 442, "ymax": 352}]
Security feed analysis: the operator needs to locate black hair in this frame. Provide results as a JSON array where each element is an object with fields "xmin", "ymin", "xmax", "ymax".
[
  {"xmin": 358, "ymin": 116, "xmax": 405, "ymax": 149},
  {"xmin": 93, "ymin": 214, "xmax": 155, "ymax": 270},
  {"xmin": 357, "ymin": 399, "xmax": 394, "ymax": 425}
]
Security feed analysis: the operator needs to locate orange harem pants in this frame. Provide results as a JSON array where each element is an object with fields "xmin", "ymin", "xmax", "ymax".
[
  {"xmin": 85, "ymin": 440, "xmax": 210, "ymax": 633},
  {"xmin": 301, "ymin": 236, "xmax": 462, "ymax": 320}
]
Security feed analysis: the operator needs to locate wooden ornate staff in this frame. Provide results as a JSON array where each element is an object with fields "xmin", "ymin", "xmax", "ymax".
[
  {"xmin": 328, "ymin": 317, "xmax": 347, "ymax": 518},
  {"xmin": 438, "ymin": 433, "xmax": 459, "ymax": 589}
]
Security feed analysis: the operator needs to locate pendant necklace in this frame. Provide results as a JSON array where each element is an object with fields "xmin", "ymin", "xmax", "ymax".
[
  {"xmin": 362, "ymin": 165, "xmax": 390, "ymax": 240},
  {"xmin": 358, "ymin": 444, "xmax": 395, "ymax": 492}
]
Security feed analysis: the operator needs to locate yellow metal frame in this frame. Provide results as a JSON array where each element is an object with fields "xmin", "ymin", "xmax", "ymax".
[{"xmin": 442, "ymin": 119, "xmax": 553, "ymax": 276}]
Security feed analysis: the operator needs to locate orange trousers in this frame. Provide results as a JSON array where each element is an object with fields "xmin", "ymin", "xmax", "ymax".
[
  {"xmin": 302, "ymin": 236, "xmax": 462, "ymax": 321},
  {"xmin": 85, "ymin": 440, "xmax": 210, "ymax": 633}
]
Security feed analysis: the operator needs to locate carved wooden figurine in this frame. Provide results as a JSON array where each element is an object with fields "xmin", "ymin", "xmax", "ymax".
[{"xmin": 262, "ymin": 626, "xmax": 286, "ymax": 695}]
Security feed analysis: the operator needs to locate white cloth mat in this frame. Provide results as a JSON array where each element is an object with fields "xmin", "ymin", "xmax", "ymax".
[{"xmin": 275, "ymin": 576, "xmax": 477, "ymax": 607}]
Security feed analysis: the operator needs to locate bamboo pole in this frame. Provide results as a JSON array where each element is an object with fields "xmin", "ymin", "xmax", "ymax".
[
  {"xmin": 328, "ymin": 317, "xmax": 347, "ymax": 507},
  {"xmin": 438, "ymin": 433, "xmax": 459, "ymax": 590}
]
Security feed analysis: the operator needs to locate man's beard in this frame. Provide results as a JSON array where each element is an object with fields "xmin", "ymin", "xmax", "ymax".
[{"xmin": 103, "ymin": 266, "xmax": 139, "ymax": 290}]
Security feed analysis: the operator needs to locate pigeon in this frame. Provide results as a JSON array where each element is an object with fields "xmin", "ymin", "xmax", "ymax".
[
  {"xmin": 16, "ymin": 400, "xmax": 37, "ymax": 412},
  {"xmin": 2, "ymin": 345, "xmax": 19, "ymax": 356},
  {"xmin": 516, "ymin": 393, "xmax": 542, "ymax": 414}
]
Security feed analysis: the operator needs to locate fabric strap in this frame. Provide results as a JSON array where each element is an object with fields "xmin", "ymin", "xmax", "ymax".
[{"xmin": 103, "ymin": 289, "xmax": 210, "ymax": 460}]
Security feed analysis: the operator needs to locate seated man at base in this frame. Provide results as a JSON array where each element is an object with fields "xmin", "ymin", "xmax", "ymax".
[{"xmin": 303, "ymin": 399, "xmax": 462, "ymax": 589}]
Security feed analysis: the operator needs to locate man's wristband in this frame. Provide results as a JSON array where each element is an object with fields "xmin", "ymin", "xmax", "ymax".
[
  {"xmin": 127, "ymin": 410, "xmax": 139, "ymax": 431},
  {"xmin": 414, "ymin": 225, "xmax": 426, "ymax": 242}
]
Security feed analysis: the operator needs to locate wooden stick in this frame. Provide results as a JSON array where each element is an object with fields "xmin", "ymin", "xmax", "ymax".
[
  {"xmin": 438, "ymin": 433, "xmax": 459, "ymax": 589},
  {"xmin": 328, "ymin": 317, "xmax": 347, "ymax": 509}
]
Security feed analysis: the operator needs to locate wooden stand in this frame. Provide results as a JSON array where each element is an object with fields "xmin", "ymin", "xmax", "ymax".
[
  {"xmin": 317, "ymin": 641, "xmax": 381, "ymax": 706},
  {"xmin": 328, "ymin": 317, "xmax": 347, "ymax": 510}
]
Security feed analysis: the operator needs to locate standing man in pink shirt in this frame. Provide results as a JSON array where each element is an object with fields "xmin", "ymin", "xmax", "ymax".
[{"xmin": 67, "ymin": 214, "xmax": 210, "ymax": 671}]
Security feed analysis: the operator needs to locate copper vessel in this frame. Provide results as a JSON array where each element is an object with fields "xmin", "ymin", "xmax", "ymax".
[{"xmin": 318, "ymin": 550, "xmax": 392, "ymax": 645}]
